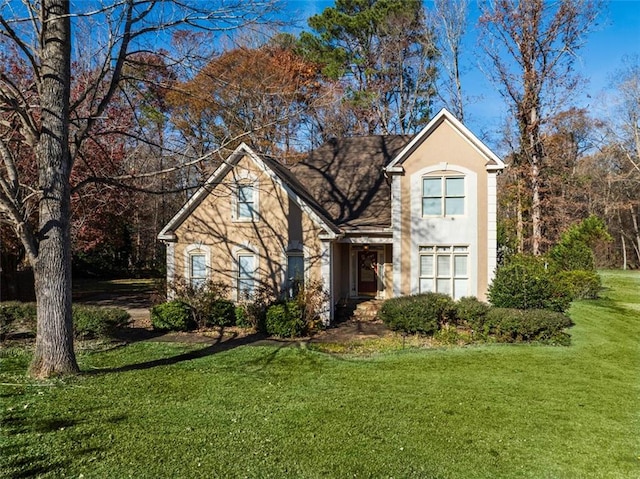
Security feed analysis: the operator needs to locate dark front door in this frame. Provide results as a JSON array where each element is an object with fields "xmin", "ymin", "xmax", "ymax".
[{"xmin": 358, "ymin": 250, "xmax": 378, "ymax": 296}]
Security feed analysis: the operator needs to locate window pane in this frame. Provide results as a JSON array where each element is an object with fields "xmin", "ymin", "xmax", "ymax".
[
  {"xmin": 446, "ymin": 177, "xmax": 464, "ymax": 196},
  {"xmin": 453, "ymin": 279, "xmax": 468, "ymax": 299},
  {"xmin": 238, "ymin": 201, "xmax": 253, "ymax": 219},
  {"xmin": 420, "ymin": 255, "xmax": 434, "ymax": 277},
  {"xmin": 423, "ymin": 178, "xmax": 441, "ymax": 197},
  {"xmin": 454, "ymin": 255, "xmax": 467, "ymax": 277},
  {"xmin": 437, "ymin": 255, "xmax": 451, "ymax": 276},
  {"xmin": 238, "ymin": 255, "xmax": 254, "ymax": 276},
  {"xmin": 423, "ymin": 198, "xmax": 441, "ymax": 216},
  {"xmin": 287, "ymin": 255, "xmax": 304, "ymax": 280},
  {"xmin": 190, "ymin": 254, "xmax": 206, "ymax": 278},
  {"xmin": 437, "ymin": 278, "xmax": 451, "ymax": 295},
  {"xmin": 419, "ymin": 278, "xmax": 434, "ymax": 293},
  {"xmin": 238, "ymin": 278, "xmax": 254, "ymax": 297},
  {"xmin": 238, "ymin": 185, "xmax": 253, "ymax": 202},
  {"xmin": 453, "ymin": 246, "xmax": 468, "ymax": 252},
  {"xmin": 238, "ymin": 255, "xmax": 255, "ymax": 298},
  {"xmin": 445, "ymin": 197, "xmax": 464, "ymax": 215}
]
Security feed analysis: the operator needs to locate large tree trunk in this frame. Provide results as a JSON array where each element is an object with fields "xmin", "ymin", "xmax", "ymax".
[{"xmin": 29, "ymin": 0, "xmax": 78, "ymax": 378}]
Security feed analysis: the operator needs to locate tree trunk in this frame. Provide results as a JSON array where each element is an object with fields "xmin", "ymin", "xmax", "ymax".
[
  {"xmin": 531, "ymin": 157, "xmax": 542, "ymax": 255},
  {"xmin": 29, "ymin": 0, "xmax": 78, "ymax": 378}
]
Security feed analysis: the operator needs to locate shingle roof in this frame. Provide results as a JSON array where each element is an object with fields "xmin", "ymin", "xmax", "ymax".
[{"xmin": 289, "ymin": 135, "xmax": 412, "ymax": 230}]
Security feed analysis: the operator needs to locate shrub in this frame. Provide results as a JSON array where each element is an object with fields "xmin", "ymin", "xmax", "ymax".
[
  {"xmin": 548, "ymin": 215, "xmax": 611, "ymax": 272},
  {"xmin": 235, "ymin": 305, "xmax": 250, "ymax": 328},
  {"xmin": 293, "ymin": 280, "xmax": 329, "ymax": 331},
  {"xmin": 379, "ymin": 293, "xmax": 456, "ymax": 335},
  {"xmin": 0, "ymin": 302, "xmax": 37, "ymax": 340},
  {"xmin": 488, "ymin": 254, "xmax": 572, "ymax": 312},
  {"xmin": 556, "ymin": 270, "xmax": 602, "ymax": 300},
  {"xmin": 72, "ymin": 306, "xmax": 131, "ymax": 339},
  {"xmin": 151, "ymin": 300, "xmax": 194, "ymax": 331},
  {"xmin": 455, "ymin": 297, "xmax": 491, "ymax": 333},
  {"xmin": 265, "ymin": 301, "xmax": 304, "ymax": 338},
  {"xmin": 486, "ymin": 308, "xmax": 573, "ymax": 345},
  {"xmin": 167, "ymin": 278, "xmax": 230, "ymax": 328},
  {"xmin": 206, "ymin": 299, "xmax": 236, "ymax": 327}
]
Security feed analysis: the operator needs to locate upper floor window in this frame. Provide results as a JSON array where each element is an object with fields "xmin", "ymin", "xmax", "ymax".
[
  {"xmin": 422, "ymin": 176, "xmax": 465, "ymax": 216},
  {"xmin": 236, "ymin": 183, "xmax": 256, "ymax": 220}
]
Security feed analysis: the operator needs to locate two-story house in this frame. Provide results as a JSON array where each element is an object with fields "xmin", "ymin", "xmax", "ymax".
[{"xmin": 158, "ymin": 109, "xmax": 505, "ymax": 323}]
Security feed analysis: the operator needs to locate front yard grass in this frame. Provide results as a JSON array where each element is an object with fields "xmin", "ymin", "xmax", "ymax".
[{"xmin": 1, "ymin": 271, "xmax": 638, "ymax": 478}]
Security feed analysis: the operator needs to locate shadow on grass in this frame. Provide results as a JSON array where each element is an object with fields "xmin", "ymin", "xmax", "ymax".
[
  {"xmin": 1, "ymin": 410, "xmax": 124, "ymax": 478},
  {"xmin": 85, "ymin": 331, "xmax": 291, "ymax": 375}
]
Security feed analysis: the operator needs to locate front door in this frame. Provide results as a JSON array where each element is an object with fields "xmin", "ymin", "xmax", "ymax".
[{"xmin": 357, "ymin": 250, "xmax": 378, "ymax": 296}]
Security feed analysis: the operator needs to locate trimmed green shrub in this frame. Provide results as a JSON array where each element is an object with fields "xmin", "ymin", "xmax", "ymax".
[
  {"xmin": 265, "ymin": 301, "xmax": 304, "ymax": 338},
  {"xmin": 488, "ymin": 254, "xmax": 572, "ymax": 312},
  {"xmin": 455, "ymin": 297, "xmax": 491, "ymax": 333},
  {"xmin": 235, "ymin": 305, "xmax": 250, "ymax": 328},
  {"xmin": 72, "ymin": 306, "xmax": 131, "ymax": 339},
  {"xmin": 151, "ymin": 300, "xmax": 194, "ymax": 331},
  {"xmin": 206, "ymin": 299, "xmax": 236, "ymax": 327},
  {"xmin": 379, "ymin": 293, "xmax": 456, "ymax": 335},
  {"xmin": 1, "ymin": 303, "xmax": 131, "ymax": 340},
  {"xmin": 487, "ymin": 308, "xmax": 573, "ymax": 345},
  {"xmin": 0, "ymin": 302, "xmax": 37, "ymax": 340},
  {"xmin": 556, "ymin": 270, "xmax": 602, "ymax": 300}
]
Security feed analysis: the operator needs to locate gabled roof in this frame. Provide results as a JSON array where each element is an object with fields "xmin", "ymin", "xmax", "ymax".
[
  {"xmin": 384, "ymin": 108, "xmax": 505, "ymax": 173},
  {"xmin": 290, "ymin": 135, "xmax": 411, "ymax": 230},
  {"xmin": 158, "ymin": 143, "xmax": 340, "ymax": 241}
]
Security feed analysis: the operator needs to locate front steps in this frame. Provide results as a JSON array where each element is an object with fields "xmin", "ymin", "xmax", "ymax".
[{"xmin": 335, "ymin": 298, "xmax": 384, "ymax": 323}]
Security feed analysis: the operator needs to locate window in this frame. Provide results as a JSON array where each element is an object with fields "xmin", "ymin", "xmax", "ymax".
[
  {"xmin": 237, "ymin": 254, "xmax": 256, "ymax": 299},
  {"xmin": 422, "ymin": 176, "xmax": 465, "ymax": 216},
  {"xmin": 286, "ymin": 253, "xmax": 304, "ymax": 298},
  {"xmin": 419, "ymin": 245, "xmax": 468, "ymax": 299},
  {"xmin": 189, "ymin": 253, "xmax": 207, "ymax": 289},
  {"xmin": 236, "ymin": 183, "xmax": 256, "ymax": 220}
]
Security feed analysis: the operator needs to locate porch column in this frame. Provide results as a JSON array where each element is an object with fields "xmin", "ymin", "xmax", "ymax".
[
  {"xmin": 166, "ymin": 241, "xmax": 176, "ymax": 300},
  {"xmin": 320, "ymin": 239, "xmax": 333, "ymax": 325},
  {"xmin": 391, "ymin": 175, "xmax": 402, "ymax": 297}
]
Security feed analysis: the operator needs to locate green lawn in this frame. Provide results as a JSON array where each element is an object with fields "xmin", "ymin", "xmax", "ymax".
[{"xmin": 1, "ymin": 271, "xmax": 638, "ymax": 478}]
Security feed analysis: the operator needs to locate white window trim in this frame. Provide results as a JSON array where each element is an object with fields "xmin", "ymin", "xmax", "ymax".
[
  {"xmin": 231, "ymin": 169, "xmax": 259, "ymax": 223},
  {"xmin": 421, "ymin": 175, "xmax": 466, "ymax": 218},
  {"xmin": 232, "ymin": 243, "xmax": 259, "ymax": 302},
  {"xmin": 184, "ymin": 244, "xmax": 211, "ymax": 288},
  {"xmin": 419, "ymin": 245, "xmax": 469, "ymax": 299},
  {"xmin": 410, "ymin": 164, "xmax": 478, "ymax": 297}
]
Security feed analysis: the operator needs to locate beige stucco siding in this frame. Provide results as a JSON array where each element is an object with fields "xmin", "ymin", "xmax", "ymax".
[
  {"xmin": 171, "ymin": 154, "xmax": 325, "ymax": 300},
  {"xmin": 398, "ymin": 119, "xmax": 491, "ymax": 300}
]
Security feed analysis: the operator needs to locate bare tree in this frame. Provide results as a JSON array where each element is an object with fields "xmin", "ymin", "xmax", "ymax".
[
  {"xmin": 0, "ymin": 0, "xmax": 275, "ymax": 378},
  {"xmin": 433, "ymin": 0, "xmax": 468, "ymax": 121},
  {"xmin": 479, "ymin": 0, "xmax": 601, "ymax": 255}
]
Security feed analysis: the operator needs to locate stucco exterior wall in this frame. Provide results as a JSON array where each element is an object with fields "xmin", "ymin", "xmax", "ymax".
[
  {"xmin": 170, "ymin": 154, "xmax": 325, "ymax": 301},
  {"xmin": 398, "ymin": 119, "xmax": 491, "ymax": 300}
]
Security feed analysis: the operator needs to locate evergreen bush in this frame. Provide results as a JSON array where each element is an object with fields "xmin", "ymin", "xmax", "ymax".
[
  {"xmin": 73, "ymin": 306, "xmax": 131, "ymax": 339},
  {"xmin": 455, "ymin": 297, "xmax": 491, "ymax": 333},
  {"xmin": 151, "ymin": 300, "xmax": 194, "ymax": 331},
  {"xmin": 0, "ymin": 302, "xmax": 37, "ymax": 340},
  {"xmin": 265, "ymin": 301, "xmax": 304, "ymax": 338},
  {"xmin": 486, "ymin": 308, "xmax": 573, "ymax": 345},
  {"xmin": 205, "ymin": 299, "xmax": 236, "ymax": 327},
  {"xmin": 488, "ymin": 254, "xmax": 572, "ymax": 312},
  {"xmin": 379, "ymin": 293, "xmax": 456, "ymax": 335},
  {"xmin": 557, "ymin": 269, "xmax": 602, "ymax": 300}
]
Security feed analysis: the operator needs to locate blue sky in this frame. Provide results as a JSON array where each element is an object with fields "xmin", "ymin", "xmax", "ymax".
[{"xmin": 284, "ymin": 0, "xmax": 640, "ymax": 147}]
